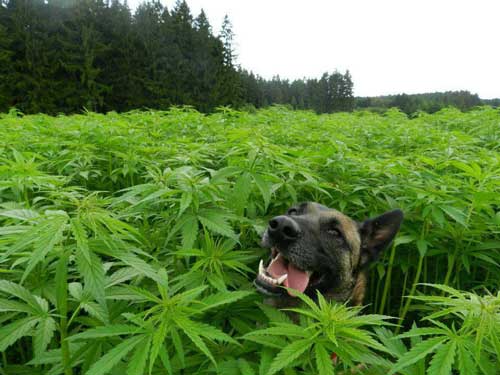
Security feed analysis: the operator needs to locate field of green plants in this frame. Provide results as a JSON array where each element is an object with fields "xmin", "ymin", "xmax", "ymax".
[{"xmin": 0, "ymin": 106, "xmax": 499, "ymax": 375}]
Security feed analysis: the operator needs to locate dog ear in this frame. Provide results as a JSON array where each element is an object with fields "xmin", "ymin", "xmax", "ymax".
[{"xmin": 359, "ymin": 209, "xmax": 403, "ymax": 266}]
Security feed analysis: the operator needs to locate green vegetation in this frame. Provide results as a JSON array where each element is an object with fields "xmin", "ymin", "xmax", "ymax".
[
  {"xmin": 0, "ymin": 106, "xmax": 499, "ymax": 374},
  {"xmin": 0, "ymin": 0, "xmax": 354, "ymax": 115}
]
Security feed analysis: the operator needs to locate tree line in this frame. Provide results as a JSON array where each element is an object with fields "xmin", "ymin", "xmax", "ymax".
[
  {"xmin": 0, "ymin": 0, "xmax": 496, "ymax": 115},
  {"xmin": 356, "ymin": 91, "xmax": 488, "ymax": 115},
  {"xmin": 0, "ymin": 0, "xmax": 354, "ymax": 114}
]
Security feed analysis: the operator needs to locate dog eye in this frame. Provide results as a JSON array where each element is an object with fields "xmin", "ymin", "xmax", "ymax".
[
  {"xmin": 327, "ymin": 228, "xmax": 341, "ymax": 237},
  {"xmin": 287, "ymin": 208, "xmax": 298, "ymax": 216}
]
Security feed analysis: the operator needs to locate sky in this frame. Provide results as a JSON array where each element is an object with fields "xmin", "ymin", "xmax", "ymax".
[{"xmin": 128, "ymin": 0, "xmax": 500, "ymax": 99}]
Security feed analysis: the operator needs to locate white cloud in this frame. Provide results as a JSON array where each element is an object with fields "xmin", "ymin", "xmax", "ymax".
[{"xmin": 127, "ymin": 0, "xmax": 500, "ymax": 98}]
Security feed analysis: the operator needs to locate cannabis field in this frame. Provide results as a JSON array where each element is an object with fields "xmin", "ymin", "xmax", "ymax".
[{"xmin": 0, "ymin": 106, "xmax": 499, "ymax": 375}]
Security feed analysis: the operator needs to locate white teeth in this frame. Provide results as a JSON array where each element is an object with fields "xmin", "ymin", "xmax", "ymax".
[
  {"xmin": 257, "ymin": 259, "xmax": 287, "ymax": 286},
  {"xmin": 276, "ymin": 274, "xmax": 288, "ymax": 284}
]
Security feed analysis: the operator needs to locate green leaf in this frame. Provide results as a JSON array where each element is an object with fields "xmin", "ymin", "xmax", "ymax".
[
  {"xmin": 171, "ymin": 329, "xmax": 184, "ymax": 368},
  {"xmin": 238, "ymin": 358, "xmax": 256, "ymax": 375},
  {"xmin": 22, "ymin": 211, "xmax": 68, "ymax": 282},
  {"xmin": 173, "ymin": 314, "xmax": 216, "ymax": 365},
  {"xmin": 315, "ymin": 343, "xmax": 335, "ymax": 375},
  {"xmin": 198, "ymin": 209, "xmax": 237, "ymax": 241},
  {"xmin": 0, "ymin": 280, "xmax": 44, "ymax": 314},
  {"xmin": 86, "ymin": 335, "xmax": 144, "ymax": 375},
  {"xmin": 198, "ymin": 290, "xmax": 253, "ymax": 312},
  {"xmin": 267, "ymin": 338, "xmax": 313, "ymax": 375},
  {"xmin": 55, "ymin": 251, "xmax": 69, "ymax": 316},
  {"xmin": 75, "ymin": 249, "xmax": 106, "ymax": 304},
  {"xmin": 457, "ymin": 343, "xmax": 476, "ymax": 375},
  {"xmin": 34, "ymin": 317, "xmax": 57, "ymax": 357},
  {"xmin": 427, "ymin": 341, "xmax": 456, "ymax": 375},
  {"xmin": 0, "ymin": 316, "xmax": 40, "ymax": 351},
  {"xmin": 127, "ymin": 336, "xmax": 151, "ymax": 375},
  {"xmin": 228, "ymin": 172, "xmax": 252, "ymax": 215},
  {"xmin": 178, "ymin": 191, "xmax": 193, "ymax": 217},
  {"xmin": 68, "ymin": 324, "xmax": 141, "ymax": 340},
  {"xmin": 181, "ymin": 214, "xmax": 198, "ymax": 250},
  {"xmin": 149, "ymin": 320, "xmax": 168, "ymax": 374},
  {"xmin": 439, "ymin": 205, "xmax": 467, "ymax": 227},
  {"xmin": 389, "ymin": 337, "xmax": 446, "ymax": 375}
]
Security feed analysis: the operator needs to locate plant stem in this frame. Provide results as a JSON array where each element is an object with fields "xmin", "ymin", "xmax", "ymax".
[
  {"xmin": 443, "ymin": 242, "xmax": 459, "ymax": 287},
  {"xmin": 397, "ymin": 254, "xmax": 424, "ymax": 333},
  {"xmin": 379, "ymin": 242, "xmax": 397, "ymax": 315}
]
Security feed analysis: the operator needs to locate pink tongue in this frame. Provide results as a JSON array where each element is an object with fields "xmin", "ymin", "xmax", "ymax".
[{"xmin": 267, "ymin": 253, "xmax": 310, "ymax": 296}]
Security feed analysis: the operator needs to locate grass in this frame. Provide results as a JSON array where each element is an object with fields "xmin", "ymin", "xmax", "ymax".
[{"xmin": 0, "ymin": 105, "xmax": 499, "ymax": 374}]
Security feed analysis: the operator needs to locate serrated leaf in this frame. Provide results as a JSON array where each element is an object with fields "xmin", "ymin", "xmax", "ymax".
[
  {"xmin": 267, "ymin": 338, "xmax": 312, "ymax": 375},
  {"xmin": 34, "ymin": 317, "xmax": 57, "ymax": 357},
  {"xmin": 0, "ymin": 316, "xmax": 39, "ymax": 351},
  {"xmin": 86, "ymin": 335, "xmax": 144, "ymax": 375},
  {"xmin": 198, "ymin": 290, "xmax": 253, "ymax": 312},
  {"xmin": 198, "ymin": 209, "xmax": 237, "ymax": 240},
  {"xmin": 68, "ymin": 324, "xmax": 141, "ymax": 340},
  {"xmin": 457, "ymin": 343, "xmax": 477, "ymax": 375},
  {"xmin": 127, "ymin": 336, "xmax": 151, "ymax": 375},
  {"xmin": 389, "ymin": 337, "xmax": 445, "ymax": 375},
  {"xmin": 439, "ymin": 205, "xmax": 467, "ymax": 227},
  {"xmin": 315, "ymin": 343, "xmax": 335, "ymax": 375},
  {"xmin": 427, "ymin": 341, "xmax": 456, "ymax": 375}
]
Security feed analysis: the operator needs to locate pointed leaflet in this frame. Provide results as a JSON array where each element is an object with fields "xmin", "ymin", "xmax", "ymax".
[
  {"xmin": 170, "ymin": 328, "xmax": 185, "ymax": 368},
  {"xmin": 197, "ymin": 209, "xmax": 238, "ymax": 241},
  {"xmin": 238, "ymin": 358, "xmax": 256, "ymax": 375},
  {"xmin": 34, "ymin": 317, "xmax": 57, "ymax": 357},
  {"xmin": 149, "ymin": 320, "xmax": 169, "ymax": 375},
  {"xmin": 198, "ymin": 290, "xmax": 253, "ymax": 312},
  {"xmin": 228, "ymin": 172, "xmax": 252, "ymax": 215},
  {"xmin": 315, "ymin": 343, "xmax": 335, "ymax": 375},
  {"xmin": 86, "ymin": 335, "xmax": 144, "ymax": 375},
  {"xmin": 55, "ymin": 251, "xmax": 69, "ymax": 317},
  {"xmin": 251, "ymin": 172, "xmax": 272, "ymax": 211},
  {"xmin": 75, "ymin": 249, "xmax": 106, "ymax": 304},
  {"xmin": 181, "ymin": 214, "xmax": 198, "ymax": 250},
  {"xmin": 68, "ymin": 324, "xmax": 142, "ymax": 340},
  {"xmin": 457, "ymin": 343, "xmax": 477, "ymax": 375},
  {"xmin": 427, "ymin": 341, "xmax": 456, "ymax": 375},
  {"xmin": 127, "ymin": 336, "xmax": 151, "ymax": 375},
  {"xmin": 267, "ymin": 338, "xmax": 313, "ymax": 375},
  {"xmin": 0, "ymin": 316, "xmax": 40, "ymax": 351},
  {"xmin": 389, "ymin": 337, "xmax": 446, "ymax": 375},
  {"xmin": 0, "ymin": 280, "xmax": 45, "ymax": 314},
  {"xmin": 173, "ymin": 314, "xmax": 217, "ymax": 365},
  {"xmin": 22, "ymin": 211, "xmax": 68, "ymax": 282}
]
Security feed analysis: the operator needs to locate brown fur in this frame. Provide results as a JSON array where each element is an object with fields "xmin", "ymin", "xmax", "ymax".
[{"xmin": 256, "ymin": 202, "xmax": 403, "ymax": 307}]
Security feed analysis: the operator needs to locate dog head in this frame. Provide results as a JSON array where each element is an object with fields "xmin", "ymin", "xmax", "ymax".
[{"xmin": 254, "ymin": 202, "xmax": 403, "ymax": 304}]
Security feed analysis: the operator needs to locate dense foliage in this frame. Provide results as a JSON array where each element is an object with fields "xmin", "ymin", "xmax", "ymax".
[
  {"xmin": 0, "ymin": 0, "xmax": 354, "ymax": 115},
  {"xmin": 356, "ymin": 91, "xmax": 485, "ymax": 115},
  {"xmin": 0, "ymin": 106, "xmax": 499, "ymax": 374}
]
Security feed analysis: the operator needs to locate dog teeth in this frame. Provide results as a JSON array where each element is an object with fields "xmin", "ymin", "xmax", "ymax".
[
  {"xmin": 306, "ymin": 270, "xmax": 313, "ymax": 277},
  {"xmin": 259, "ymin": 259, "xmax": 265, "ymax": 275},
  {"xmin": 276, "ymin": 274, "xmax": 288, "ymax": 284},
  {"xmin": 257, "ymin": 259, "xmax": 287, "ymax": 286}
]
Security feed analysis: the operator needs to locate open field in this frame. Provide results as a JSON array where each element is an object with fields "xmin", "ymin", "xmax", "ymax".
[{"xmin": 0, "ymin": 106, "xmax": 499, "ymax": 374}]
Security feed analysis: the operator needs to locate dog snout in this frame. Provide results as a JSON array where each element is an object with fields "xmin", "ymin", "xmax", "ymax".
[{"xmin": 268, "ymin": 215, "xmax": 300, "ymax": 240}]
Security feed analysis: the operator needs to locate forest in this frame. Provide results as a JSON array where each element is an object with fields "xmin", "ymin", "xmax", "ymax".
[{"xmin": 1, "ymin": 0, "xmax": 496, "ymax": 115}]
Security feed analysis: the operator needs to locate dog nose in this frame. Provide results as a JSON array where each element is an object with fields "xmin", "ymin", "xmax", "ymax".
[{"xmin": 268, "ymin": 215, "xmax": 299, "ymax": 240}]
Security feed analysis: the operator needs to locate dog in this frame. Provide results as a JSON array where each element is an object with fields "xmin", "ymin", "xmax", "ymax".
[{"xmin": 255, "ymin": 202, "xmax": 403, "ymax": 307}]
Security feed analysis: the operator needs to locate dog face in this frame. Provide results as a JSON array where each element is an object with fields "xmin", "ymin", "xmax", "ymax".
[{"xmin": 255, "ymin": 202, "xmax": 403, "ymax": 305}]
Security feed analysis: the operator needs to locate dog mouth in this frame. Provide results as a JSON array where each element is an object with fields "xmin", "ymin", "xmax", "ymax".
[{"xmin": 255, "ymin": 247, "xmax": 322, "ymax": 297}]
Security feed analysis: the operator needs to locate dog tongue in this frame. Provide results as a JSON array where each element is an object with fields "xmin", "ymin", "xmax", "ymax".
[{"xmin": 267, "ymin": 253, "xmax": 310, "ymax": 296}]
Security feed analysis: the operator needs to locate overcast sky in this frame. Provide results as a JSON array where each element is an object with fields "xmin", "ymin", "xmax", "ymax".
[{"xmin": 128, "ymin": 0, "xmax": 500, "ymax": 98}]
